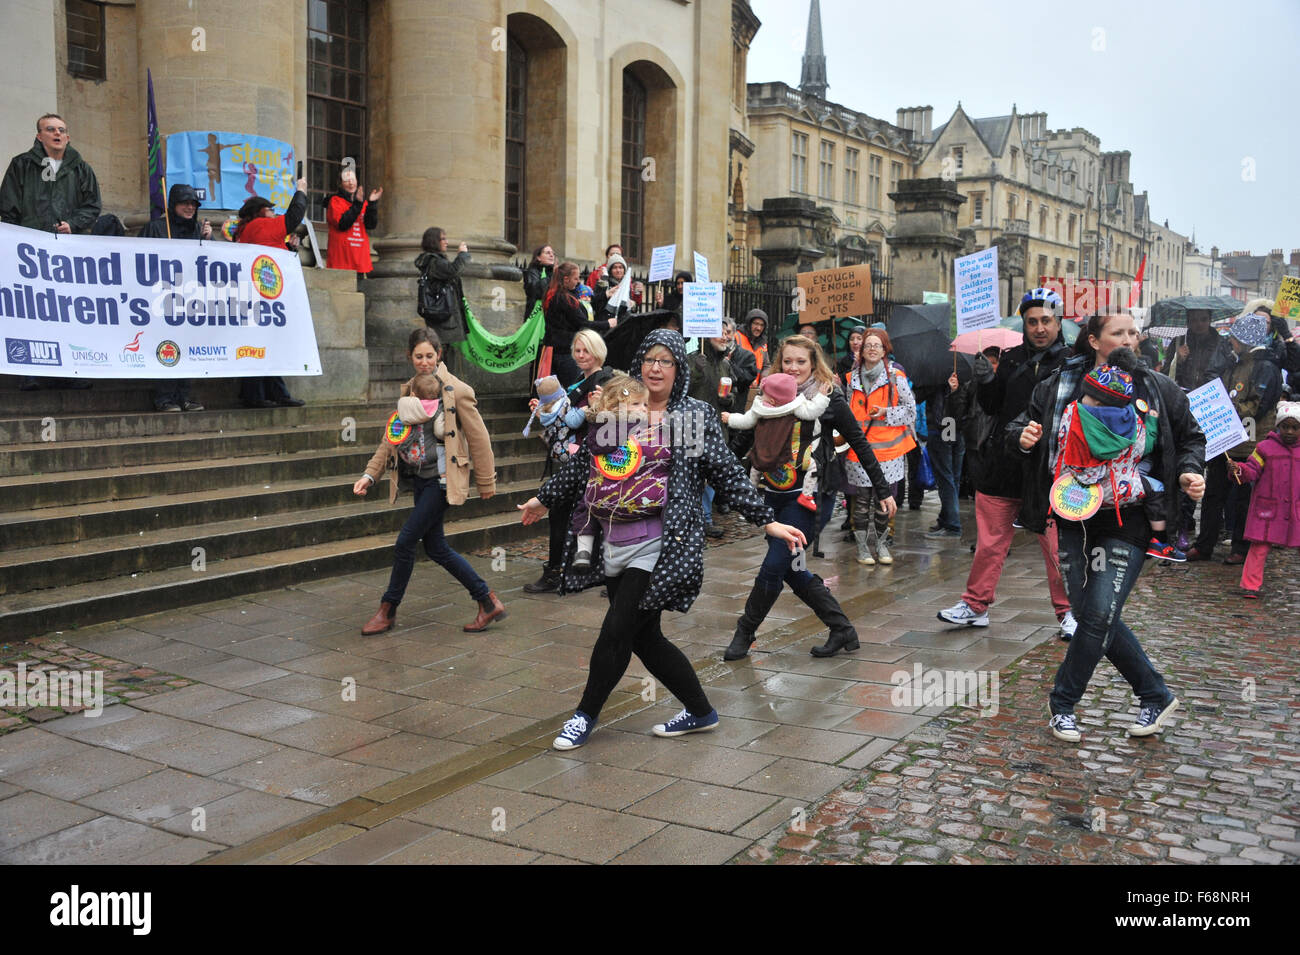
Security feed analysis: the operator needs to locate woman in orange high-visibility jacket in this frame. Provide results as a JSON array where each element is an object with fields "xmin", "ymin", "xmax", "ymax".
[{"xmin": 842, "ymin": 327, "xmax": 915, "ymax": 566}]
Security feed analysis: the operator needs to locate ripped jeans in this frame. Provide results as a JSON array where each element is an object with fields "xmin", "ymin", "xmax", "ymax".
[{"xmin": 1049, "ymin": 523, "xmax": 1171, "ymax": 716}]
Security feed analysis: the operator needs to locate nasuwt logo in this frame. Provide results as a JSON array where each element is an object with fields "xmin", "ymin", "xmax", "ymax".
[
  {"xmin": 250, "ymin": 254, "xmax": 284, "ymax": 299},
  {"xmin": 68, "ymin": 344, "xmax": 110, "ymax": 365},
  {"xmin": 155, "ymin": 340, "xmax": 181, "ymax": 367},
  {"xmin": 188, "ymin": 345, "xmax": 228, "ymax": 360},
  {"xmin": 235, "ymin": 346, "xmax": 266, "ymax": 360},
  {"xmin": 6, "ymin": 337, "xmax": 62, "ymax": 366}
]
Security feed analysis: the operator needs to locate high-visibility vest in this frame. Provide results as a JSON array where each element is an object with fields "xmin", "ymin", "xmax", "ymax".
[
  {"xmin": 845, "ymin": 367, "xmax": 916, "ymax": 464},
  {"xmin": 735, "ymin": 332, "xmax": 767, "ymax": 380}
]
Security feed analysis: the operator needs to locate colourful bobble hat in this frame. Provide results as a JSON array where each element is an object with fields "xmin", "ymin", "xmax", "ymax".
[{"xmin": 1082, "ymin": 364, "xmax": 1134, "ymax": 407}]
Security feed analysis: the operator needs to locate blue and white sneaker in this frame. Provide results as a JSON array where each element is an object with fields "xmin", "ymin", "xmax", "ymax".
[
  {"xmin": 1049, "ymin": 713, "xmax": 1081, "ymax": 743},
  {"xmin": 652, "ymin": 708, "xmax": 719, "ymax": 738},
  {"xmin": 937, "ymin": 600, "xmax": 989, "ymax": 627},
  {"xmin": 1058, "ymin": 610, "xmax": 1078, "ymax": 642},
  {"xmin": 1128, "ymin": 696, "xmax": 1179, "ymax": 737},
  {"xmin": 553, "ymin": 710, "xmax": 595, "ymax": 750}
]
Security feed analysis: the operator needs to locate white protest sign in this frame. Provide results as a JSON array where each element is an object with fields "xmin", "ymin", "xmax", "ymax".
[
  {"xmin": 954, "ymin": 247, "xmax": 1000, "ymax": 335},
  {"xmin": 0, "ymin": 222, "xmax": 321, "ymax": 378},
  {"xmin": 693, "ymin": 250, "xmax": 709, "ymax": 284},
  {"xmin": 1188, "ymin": 378, "xmax": 1248, "ymax": 459},
  {"xmin": 647, "ymin": 244, "xmax": 677, "ymax": 283},
  {"xmin": 682, "ymin": 282, "xmax": 723, "ymax": 339}
]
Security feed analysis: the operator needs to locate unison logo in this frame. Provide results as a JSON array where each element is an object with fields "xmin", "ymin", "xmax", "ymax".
[
  {"xmin": 49, "ymin": 886, "xmax": 151, "ymax": 935},
  {"xmin": 0, "ymin": 663, "xmax": 103, "ymax": 717}
]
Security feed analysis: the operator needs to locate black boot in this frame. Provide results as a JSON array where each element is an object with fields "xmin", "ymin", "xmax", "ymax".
[
  {"xmin": 793, "ymin": 574, "xmax": 860, "ymax": 658},
  {"xmin": 523, "ymin": 563, "xmax": 562, "ymax": 594},
  {"xmin": 723, "ymin": 584, "xmax": 783, "ymax": 661}
]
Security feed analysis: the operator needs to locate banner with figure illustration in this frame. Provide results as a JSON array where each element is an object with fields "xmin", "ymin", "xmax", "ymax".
[
  {"xmin": 165, "ymin": 131, "xmax": 297, "ymax": 212},
  {"xmin": 0, "ymin": 223, "xmax": 321, "ymax": 378},
  {"xmin": 455, "ymin": 300, "xmax": 545, "ymax": 373}
]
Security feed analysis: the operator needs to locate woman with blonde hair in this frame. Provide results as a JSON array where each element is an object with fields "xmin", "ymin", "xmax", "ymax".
[{"xmin": 724, "ymin": 334, "xmax": 898, "ymax": 661}]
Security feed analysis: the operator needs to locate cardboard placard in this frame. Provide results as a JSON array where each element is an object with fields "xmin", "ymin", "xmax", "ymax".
[{"xmin": 795, "ymin": 264, "xmax": 872, "ymax": 322}]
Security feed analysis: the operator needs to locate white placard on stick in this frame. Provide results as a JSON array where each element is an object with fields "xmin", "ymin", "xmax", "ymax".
[
  {"xmin": 1188, "ymin": 378, "xmax": 1248, "ymax": 459},
  {"xmin": 693, "ymin": 250, "xmax": 709, "ymax": 284},
  {"xmin": 648, "ymin": 244, "xmax": 677, "ymax": 283},
  {"xmin": 682, "ymin": 282, "xmax": 723, "ymax": 339},
  {"xmin": 954, "ymin": 247, "xmax": 1001, "ymax": 335}
]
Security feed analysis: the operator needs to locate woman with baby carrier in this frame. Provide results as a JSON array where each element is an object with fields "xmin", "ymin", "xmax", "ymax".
[{"xmin": 351, "ymin": 327, "xmax": 506, "ymax": 636}]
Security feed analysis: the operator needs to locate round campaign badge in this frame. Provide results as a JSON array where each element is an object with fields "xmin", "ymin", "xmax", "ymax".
[
  {"xmin": 595, "ymin": 436, "xmax": 643, "ymax": 480},
  {"xmin": 1050, "ymin": 473, "xmax": 1102, "ymax": 521},
  {"xmin": 764, "ymin": 462, "xmax": 799, "ymax": 490},
  {"xmin": 1134, "ymin": 398, "xmax": 1149, "ymax": 415},
  {"xmin": 384, "ymin": 411, "xmax": 412, "ymax": 446},
  {"xmin": 250, "ymin": 254, "xmax": 285, "ymax": 299}
]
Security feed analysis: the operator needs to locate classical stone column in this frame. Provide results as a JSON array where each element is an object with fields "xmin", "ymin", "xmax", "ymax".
[{"xmin": 886, "ymin": 178, "xmax": 967, "ymax": 304}]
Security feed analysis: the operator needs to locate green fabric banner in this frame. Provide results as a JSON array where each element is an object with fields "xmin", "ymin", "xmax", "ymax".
[{"xmin": 454, "ymin": 300, "xmax": 545, "ymax": 373}]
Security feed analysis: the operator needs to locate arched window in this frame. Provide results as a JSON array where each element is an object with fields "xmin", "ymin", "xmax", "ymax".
[
  {"xmin": 504, "ymin": 35, "xmax": 526, "ymax": 249},
  {"xmin": 621, "ymin": 73, "xmax": 648, "ymax": 262}
]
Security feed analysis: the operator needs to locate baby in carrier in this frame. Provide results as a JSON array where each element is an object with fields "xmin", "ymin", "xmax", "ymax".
[
  {"xmin": 386, "ymin": 372, "xmax": 445, "ymax": 477},
  {"xmin": 523, "ymin": 375, "xmax": 588, "ymax": 466},
  {"xmin": 723, "ymin": 372, "xmax": 830, "ymax": 511},
  {"xmin": 572, "ymin": 374, "xmax": 662, "ymax": 570},
  {"xmin": 1051, "ymin": 348, "xmax": 1183, "ymax": 561}
]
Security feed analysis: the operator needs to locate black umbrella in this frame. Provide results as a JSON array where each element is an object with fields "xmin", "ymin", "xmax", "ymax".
[
  {"xmin": 1147, "ymin": 296, "xmax": 1241, "ymax": 339},
  {"xmin": 601, "ymin": 309, "xmax": 678, "ymax": 374},
  {"xmin": 885, "ymin": 305, "xmax": 956, "ymax": 391}
]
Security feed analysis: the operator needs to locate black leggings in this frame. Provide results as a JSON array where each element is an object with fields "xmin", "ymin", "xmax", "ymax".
[
  {"xmin": 577, "ymin": 568, "xmax": 711, "ymax": 721},
  {"xmin": 548, "ymin": 499, "xmax": 573, "ymax": 568}
]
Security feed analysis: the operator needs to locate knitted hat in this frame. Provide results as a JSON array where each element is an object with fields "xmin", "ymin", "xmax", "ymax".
[
  {"xmin": 760, "ymin": 372, "xmax": 797, "ymax": 407},
  {"xmin": 576, "ymin": 283, "xmax": 593, "ymax": 301},
  {"xmin": 1082, "ymin": 364, "xmax": 1134, "ymax": 407},
  {"xmin": 534, "ymin": 375, "xmax": 565, "ymax": 408},
  {"xmin": 745, "ymin": 308, "xmax": 768, "ymax": 329},
  {"xmin": 606, "ymin": 253, "xmax": 627, "ymax": 270},
  {"xmin": 1229, "ymin": 313, "xmax": 1270, "ymax": 347},
  {"xmin": 1275, "ymin": 401, "xmax": 1300, "ymax": 427}
]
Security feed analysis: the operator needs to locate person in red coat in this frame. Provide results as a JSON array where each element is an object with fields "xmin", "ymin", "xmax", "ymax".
[
  {"xmin": 325, "ymin": 166, "xmax": 380, "ymax": 276},
  {"xmin": 234, "ymin": 178, "xmax": 308, "ymax": 407},
  {"xmin": 1230, "ymin": 401, "xmax": 1300, "ymax": 597}
]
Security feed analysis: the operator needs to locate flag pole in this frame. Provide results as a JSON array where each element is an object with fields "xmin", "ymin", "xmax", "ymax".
[{"xmin": 161, "ymin": 175, "xmax": 171, "ymax": 239}]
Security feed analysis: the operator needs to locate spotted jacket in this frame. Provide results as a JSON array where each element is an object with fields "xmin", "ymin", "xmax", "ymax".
[{"xmin": 536, "ymin": 329, "xmax": 775, "ymax": 613}]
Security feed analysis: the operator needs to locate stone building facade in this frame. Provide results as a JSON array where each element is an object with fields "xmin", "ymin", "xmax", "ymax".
[
  {"xmin": 1183, "ymin": 243, "xmax": 1223, "ymax": 298},
  {"xmin": 8, "ymin": 0, "xmax": 743, "ymax": 394}
]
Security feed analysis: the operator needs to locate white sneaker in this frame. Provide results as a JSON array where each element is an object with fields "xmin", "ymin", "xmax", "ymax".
[
  {"xmin": 875, "ymin": 541, "xmax": 893, "ymax": 565},
  {"xmin": 1058, "ymin": 611, "xmax": 1078, "ymax": 641},
  {"xmin": 937, "ymin": 600, "xmax": 989, "ymax": 627}
]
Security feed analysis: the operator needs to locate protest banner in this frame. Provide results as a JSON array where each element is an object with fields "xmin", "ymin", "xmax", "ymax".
[
  {"xmin": 682, "ymin": 282, "xmax": 723, "ymax": 339},
  {"xmin": 795, "ymin": 264, "xmax": 872, "ymax": 322},
  {"xmin": 1038, "ymin": 276, "xmax": 1121, "ymax": 318},
  {"xmin": 166, "ymin": 131, "xmax": 297, "ymax": 212},
  {"xmin": 1274, "ymin": 276, "xmax": 1300, "ymax": 320},
  {"xmin": 955, "ymin": 247, "xmax": 1000, "ymax": 334},
  {"xmin": 0, "ymin": 222, "xmax": 321, "ymax": 379},
  {"xmin": 693, "ymin": 250, "xmax": 709, "ymax": 284},
  {"xmin": 647, "ymin": 244, "xmax": 677, "ymax": 282},
  {"xmin": 1188, "ymin": 378, "xmax": 1248, "ymax": 459}
]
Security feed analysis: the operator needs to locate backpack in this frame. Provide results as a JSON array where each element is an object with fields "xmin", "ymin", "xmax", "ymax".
[{"xmin": 416, "ymin": 255, "xmax": 459, "ymax": 326}]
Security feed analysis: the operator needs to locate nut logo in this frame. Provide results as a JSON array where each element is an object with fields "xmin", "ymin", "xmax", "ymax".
[
  {"xmin": 235, "ymin": 346, "xmax": 266, "ymax": 360},
  {"xmin": 250, "ymin": 254, "xmax": 284, "ymax": 299},
  {"xmin": 155, "ymin": 340, "xmax": 181, "ymax": 367}
]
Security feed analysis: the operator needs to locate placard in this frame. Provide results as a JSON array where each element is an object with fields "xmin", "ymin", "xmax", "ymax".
[
  {"xmin": 1188, "ymin": 378, "xmax": 1248, "ymax": 459},
  {"xmin": 955, "ymin": 247, "xmax": 1000, "ymax": 334},
  {"xmin": 692, "ymin": 250, "xmax": 709, "ymax": 284},
  {"xmin": 647, "ymin": 244, "xmax": 677, "ymax": 283},
  {"xmin": 681, "ymin": 282, "xmax": 723, "ymax": 339},
  {"xmin": 166, "ymin": 131, "xmax": 297, "ymax": 212},
  {"xmin": 922, "ymin": 291, "xmax": 949, "ymax": 305},
  {"xmin": 795, "ymin": 264, "xmax": 872, "ymax": 322},
  {"xmin": 0, "ymin": 222, "xmax": 321, "ymax": 379},
  {"xmin": 1274, "ymin": 276, "xmax": 1300, "ymax": 320}
]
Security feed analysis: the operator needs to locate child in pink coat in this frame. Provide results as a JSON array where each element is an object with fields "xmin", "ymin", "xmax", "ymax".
[{"xmin": 1230, "ymin": 401, "xmax": 1300, "ymax": 597}]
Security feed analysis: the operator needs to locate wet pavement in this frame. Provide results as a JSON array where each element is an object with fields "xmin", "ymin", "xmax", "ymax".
[{"xmin": 1, "ymin": 498, "xmax": 1295, "ymax": 865}]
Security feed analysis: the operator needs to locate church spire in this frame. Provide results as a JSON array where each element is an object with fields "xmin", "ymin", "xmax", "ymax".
[{"xmin": 799, "ymin": 0, "xmax": 828, "ymax": 100}]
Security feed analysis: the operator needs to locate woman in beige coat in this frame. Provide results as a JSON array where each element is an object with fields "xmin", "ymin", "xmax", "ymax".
[{"xmin": 353, "ymin": 327, "xmax": 504, "ymax": 635}]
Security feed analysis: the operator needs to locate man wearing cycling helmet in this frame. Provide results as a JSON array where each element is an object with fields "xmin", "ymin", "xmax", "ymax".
[{"xmin": 938, "ymin": 288, "xmax": 1076, "ymax": 638}]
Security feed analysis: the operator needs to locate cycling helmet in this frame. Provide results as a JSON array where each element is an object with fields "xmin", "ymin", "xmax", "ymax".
[{"xmin": 1019, "ymin": 287, "xmax": 1063, "ymax": 317}]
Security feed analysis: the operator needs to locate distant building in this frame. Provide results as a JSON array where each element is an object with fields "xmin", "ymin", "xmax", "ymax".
[
  {"xmin": 1219, "ymin": 250, "xmax": 1299, "ymax": 302},
  {"xmin": 1183, "ymin": 242, "xmax": 1223, "ymax": 298}
]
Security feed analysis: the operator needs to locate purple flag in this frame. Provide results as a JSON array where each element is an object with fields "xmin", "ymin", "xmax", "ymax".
[{"xmin": 147, "ymin": 69, "xmax": 165, "ymax": 221}]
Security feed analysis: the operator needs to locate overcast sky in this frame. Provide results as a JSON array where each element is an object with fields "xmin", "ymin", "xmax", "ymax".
[{"xmin": 747, "ymin": 0, "xmax": 1298, "ymax": 258}]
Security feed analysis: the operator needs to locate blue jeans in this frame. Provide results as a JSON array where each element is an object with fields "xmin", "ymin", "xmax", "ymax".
[
  {"xmin": 756, "ymin": 490, "xmax": 816, "ymax": 592},
  {"xmin": 1049, "ymin": 522, "xmax": 1171, "ymax": 716},
  {"xmin": 382, "ymin": 475, "xmax": 490, "ymax": 607},
  {"xmin": 702, "ymin": 485, "xmax": 715, "ymax": 526},
  {"xmin": 929, "ymin": 436, "xmax": 965, "ymax": 531}
]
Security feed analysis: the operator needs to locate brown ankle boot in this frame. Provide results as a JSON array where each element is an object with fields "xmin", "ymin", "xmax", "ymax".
[
  {"xmin": 361, "ymin": 601, "xmax": 396, "ymax": 635},
  {"xmin": 463, "ymin": 592, "xmax": 506, "ymax": 632}
]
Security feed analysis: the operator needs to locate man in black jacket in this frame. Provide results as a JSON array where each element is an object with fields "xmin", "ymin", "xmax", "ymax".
[
  {"xmin": 938, "ymin": 288, "xmax": 1075, "ymax": 638},
  {"xmin": 138, "ymin": 183, "xmax": 210, "ymax": 412},
  {"xmin": 0, "ymin": 113, "xmax": 101, "ymax": 233}
]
